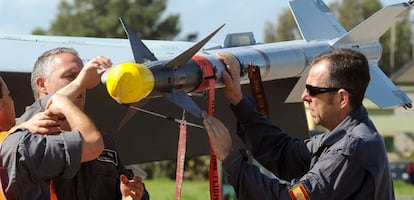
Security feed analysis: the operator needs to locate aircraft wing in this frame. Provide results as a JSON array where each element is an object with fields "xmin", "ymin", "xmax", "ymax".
[{"xmin": 0, "ymin": 34, "xmax": 201, "ymax": 73}]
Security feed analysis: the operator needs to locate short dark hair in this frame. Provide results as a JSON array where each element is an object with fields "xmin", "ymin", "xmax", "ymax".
[{"xmin": 311, "ymin": 48, "xmax": 370, "ymax": 110}]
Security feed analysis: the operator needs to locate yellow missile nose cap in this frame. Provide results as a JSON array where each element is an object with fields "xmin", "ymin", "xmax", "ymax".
[{"xmin": 106, "ymin": 62, "xmax": 154, "ymax": 104}]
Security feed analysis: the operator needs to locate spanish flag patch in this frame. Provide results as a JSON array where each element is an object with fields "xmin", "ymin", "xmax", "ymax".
[{"xmin": 288, "ymin": 184, "xmax": 310, "ymax": 200}]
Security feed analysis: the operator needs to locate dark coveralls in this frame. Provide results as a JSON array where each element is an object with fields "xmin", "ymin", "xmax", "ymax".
[
  {"xmin": 222, "ymin": 97, "xmax": 394, "ymax": 200},
  {"xmin": 16, "ymin": 94, "xmax": 150, "ymax": 200},
  {"xmin": 0, "ymin": 128, "xmax": 82, "ymax": 199}
]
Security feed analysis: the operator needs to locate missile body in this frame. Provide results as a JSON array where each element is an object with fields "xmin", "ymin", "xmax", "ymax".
[{"xmin": 106, "ymin": 40, "xmax": 382, "ymax": 105}]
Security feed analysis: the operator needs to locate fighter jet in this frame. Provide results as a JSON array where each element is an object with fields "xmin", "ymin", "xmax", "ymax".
[{"xmin": 0, "ymin": 0, "xmax": 412, "ymax": 164}]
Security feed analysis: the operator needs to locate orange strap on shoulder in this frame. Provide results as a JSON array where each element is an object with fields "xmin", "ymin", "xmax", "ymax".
[
  {"xmin": 0, "ymin": 131, "xmax": 9, "ymax": 143},
  {"xmin": 0, "ymin": 131, "xmax": 10, "ymax": 200}
]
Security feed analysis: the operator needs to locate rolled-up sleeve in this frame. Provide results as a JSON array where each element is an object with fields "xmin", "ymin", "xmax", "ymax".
[
  {"xmin": 59, "ymin": 131, "xmax": 82, "ymax": 178},
  {"xmin": 5, "ymin": 129, "xmax": 82, "ymax": 181}
]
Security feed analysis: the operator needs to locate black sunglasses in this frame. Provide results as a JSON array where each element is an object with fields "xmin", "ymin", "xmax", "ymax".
[{"xmin": 305, "ymin": 84, "xmax": 340, "ymax": 96}]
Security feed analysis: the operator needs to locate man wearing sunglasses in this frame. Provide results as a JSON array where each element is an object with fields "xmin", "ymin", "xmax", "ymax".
[{"xmin": 202, "ymin": 49, "xmax": 394, "ymax": 199}]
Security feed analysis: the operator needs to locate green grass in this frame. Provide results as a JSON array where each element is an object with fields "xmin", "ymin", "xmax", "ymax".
[
  {"xmin": 145, "ymin": 178, "xmax": 209, "ymax": 200},
  {"xmin": 144, "ymin": 178, "xmax": 414, "ymax": 199},
  {"xmin": 394, "ymin": 180, "xmax": 414, "ymax": 195}
]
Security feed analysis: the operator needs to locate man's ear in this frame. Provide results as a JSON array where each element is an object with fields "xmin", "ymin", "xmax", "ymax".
[
  {"xmin": 35, "ymin": 77, "xmax": 48, "ymax": 95},
  {"xmin": 337, "ymin": 89, "xmax": 350, "ymax": 108}
]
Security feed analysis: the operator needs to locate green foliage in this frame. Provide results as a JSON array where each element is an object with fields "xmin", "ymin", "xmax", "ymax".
[
  {"xmin": 275, "ymin": 9, "xmax": 300, "ymax": 42},
  {"xmin": 33, "ymin": 0, "xmax": 180, "ymax": 40},
  {"xmin": 263, "ymin": 21, "xmax": 277, "ymax": 43},
  {"xmin": 380, "ymin": 21, "xmax": 413, "ymax": 75},
  {"xmin": 32, "ymin": 28, "xmax": 47, "ymax": 35},
  {"xmin": 264, "ymin": 9, "xmax": 299, "ymax": 42},
  {"xmin": 139, "ymin": 155, "xmax": 210, "ymax": 180},
  {"xmin": 264, "ymin": 0, "xmax": 412, "ymax": 76},
  {"xmin": 338, "ymin": 0, "xmax": 381, "ymax": 30}
]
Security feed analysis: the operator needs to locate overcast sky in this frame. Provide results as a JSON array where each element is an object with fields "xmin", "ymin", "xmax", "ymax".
[{"xmin": 0, "ymin": 0, "xmax": 406, "ymax": 43}]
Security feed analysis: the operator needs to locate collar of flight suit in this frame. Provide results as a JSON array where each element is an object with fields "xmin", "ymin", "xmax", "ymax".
[{"xmin": 318, "ymin": 106, "xmax": 368, "ymax": 147}]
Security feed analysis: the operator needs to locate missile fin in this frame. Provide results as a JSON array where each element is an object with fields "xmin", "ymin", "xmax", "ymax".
[
  {"xmin": 285, "ymin": 66, "xmax": 310, "ymax": 103},
  {"xmin": 289, "ymin": 0, "xmax": 346, "ymax": 42},
  {"xmin": 118, "ymin": 99, "xmax": 149, "ymax": 130},
  {"xmin": 120, "ymin": 18, "xmax": 158, "ymax": 63},
  {"xmin": 163, "ymin": 90, "xmax": 202, "ymax": 119},
  {"xmin": 164, "ymin": 24, "xmax": 225, "ymax": 70},
  {"xmin": 366, "ymin": 63, "xmax": 412, "ymax": 109},
  {"xmin": 118, "ymin": 107, "xmax": 137, "ymax": 130}
]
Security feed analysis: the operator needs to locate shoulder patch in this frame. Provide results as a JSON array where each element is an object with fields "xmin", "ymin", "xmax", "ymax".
[
  {"xmin": 288, "ymin": 184, "xmax": 310, "ymax": 200},
  {"xmin": 97, "ymin": 149, "xmax": 118, "ymax": 166}
]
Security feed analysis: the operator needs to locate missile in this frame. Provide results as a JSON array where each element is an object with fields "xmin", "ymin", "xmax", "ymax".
[
  {"xmin": 105, "ymin": 29, "xmax": 315, "ymax": 115},
  {"xmin": 105, "ymin": 19, "xmax": 226, "ymax": 119},
  {"xmin": 104, "ymin": 0, "xmax": 413, "ymax": 124}
]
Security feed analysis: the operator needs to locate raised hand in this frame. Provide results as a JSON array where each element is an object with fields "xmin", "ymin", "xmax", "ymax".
[
  {"xmin": 75, "ymin": 56, "xmax": 113, "ymax": 90},
  {"xmin": 217, "ymin": 53, "xmax": 242, "ymax": 106}
]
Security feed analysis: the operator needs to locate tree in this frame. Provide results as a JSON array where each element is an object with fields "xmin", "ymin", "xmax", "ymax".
[
  {"xmin": 337, "ymin": 0, "xmax": 412, "ymax": 75},
  {"xmin": 32, "ymin": 0, "xmax": 181, "ymax": 40},
  {"xmin": 380, "ymin": 20, "xmax": 412, "ymax": 75},
  {"xmin": 264, "ymin": 0, "xmax": 412, "ymax": 76},
  {"xmin": 264, "ymin": 9, "xmax": 299, "ymax": 42}
]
